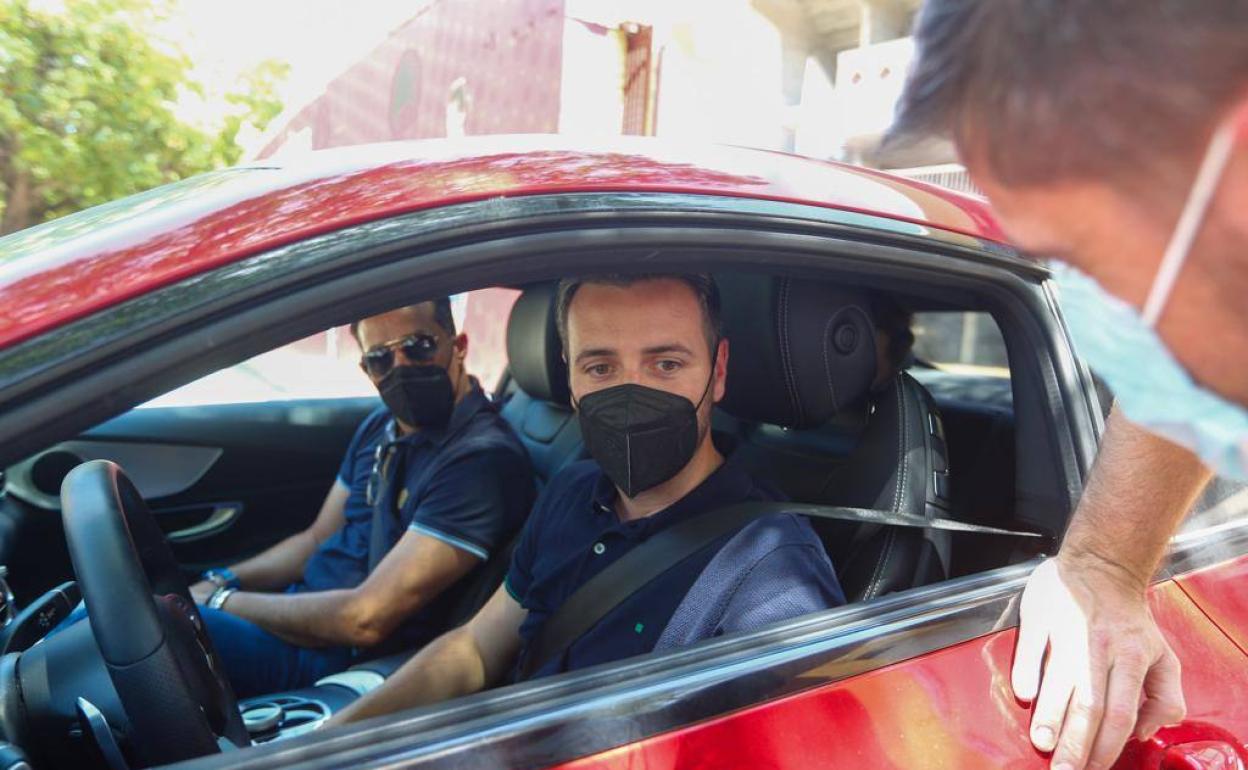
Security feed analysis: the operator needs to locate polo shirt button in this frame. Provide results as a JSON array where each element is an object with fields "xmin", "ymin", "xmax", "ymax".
[{"xmin": 592, "ymin": 542, "xmax": 606, "ymax": 555}]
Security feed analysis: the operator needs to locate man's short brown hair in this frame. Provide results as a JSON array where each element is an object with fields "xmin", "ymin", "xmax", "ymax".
[
  {"xmin": 888, "ymin": 0, "xmax": 1248, "ymax": 188},
  {"xmin": 555, "ymin": 274, "xmax": 723, "ymax": 358}
]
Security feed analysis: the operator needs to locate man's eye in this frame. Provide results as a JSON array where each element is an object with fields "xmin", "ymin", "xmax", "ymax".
[
  {"xmin": 586, "ymin": 363, "xmax": 611, "ymax": 377},
  {"xmin": 656, "ymin": 359, "xmax": 682, "ymax": 372}
]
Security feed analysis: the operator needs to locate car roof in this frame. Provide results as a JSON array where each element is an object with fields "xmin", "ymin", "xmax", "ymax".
[{"xmin": 0, "ymin": 135, "xmax": 1008, "ymax": 350}]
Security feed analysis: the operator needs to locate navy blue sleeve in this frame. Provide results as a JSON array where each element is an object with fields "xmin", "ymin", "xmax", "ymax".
[{"xmin": 406, "ymin": 447, "xmax": 527, "ymax": 561}]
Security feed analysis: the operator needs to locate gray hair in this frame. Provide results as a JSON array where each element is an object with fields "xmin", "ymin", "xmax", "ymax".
[
  {"xmin": 887, "ymin": 0, "xmax": 1248, "ymax": 188},
  {"xmin": 555, "ymin": 274, "xmax": 722, "ymax": 357}
]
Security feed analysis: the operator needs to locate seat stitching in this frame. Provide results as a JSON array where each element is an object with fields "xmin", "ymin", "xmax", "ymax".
[
  {"xmin": 892, "ymin": 378, "xmax": 905, "ymax": 513},
  {"xmin": 821, "ymin": 316, "xmax": 839, "ymax": 413},
  {"xmin": 867, "ymin": 528, "xmax": 896, "ymax": 598},
  {"xmin": 778, "ymin": 279, "xmax": 802, "ymax": 425}
]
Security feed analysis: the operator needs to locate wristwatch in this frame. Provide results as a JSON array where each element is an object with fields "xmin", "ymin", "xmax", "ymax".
[
  {"xmin": 201, "ymin": 567, "xmax": 240, "ymax": 590},
  {"xmin": 207, "ymin": 586, "xmax": 236, "ymax": 610}
]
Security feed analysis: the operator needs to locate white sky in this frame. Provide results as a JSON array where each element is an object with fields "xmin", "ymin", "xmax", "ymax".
[{"xmin": 162, "ymin": 0, "xmax": 425, "ymax": 148}]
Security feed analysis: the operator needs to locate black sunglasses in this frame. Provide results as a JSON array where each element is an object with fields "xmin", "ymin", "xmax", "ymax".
[{"xmin": 360, "ymin": 333, "xmax": 440, "ymax": 378}]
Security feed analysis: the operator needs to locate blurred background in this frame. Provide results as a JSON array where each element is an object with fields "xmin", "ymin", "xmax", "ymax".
[{"xmin": 1, "ymin": 0, "xmax": 1000, "ymax": 404}]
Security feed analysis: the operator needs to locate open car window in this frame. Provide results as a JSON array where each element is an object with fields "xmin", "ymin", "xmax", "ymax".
[
  {"xmin": 140, "ymin": 288, "xmax": 521, "ymax": 408},
  {"xmin": 912, "ymin": 311, "xmax": 1009, "ymax": 378}
]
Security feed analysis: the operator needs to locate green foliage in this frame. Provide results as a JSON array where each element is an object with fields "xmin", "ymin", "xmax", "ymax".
[{"xmin": 0, "ymin": 0, "xmax": 287, "ymax": 233}]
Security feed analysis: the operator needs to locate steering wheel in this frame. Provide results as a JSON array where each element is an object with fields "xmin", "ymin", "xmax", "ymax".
[{"xmin": 60, "ymin": 460, "xmax": 249, "ymax": 766}]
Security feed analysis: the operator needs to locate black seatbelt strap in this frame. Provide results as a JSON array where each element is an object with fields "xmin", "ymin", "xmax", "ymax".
[
  {"xmin": 367, "ymin": 441, "xmax": 409, "ymax": 573},
  {"xmin": 518, "ymin": 501, "xmax": 1045, "ymax": 680}
]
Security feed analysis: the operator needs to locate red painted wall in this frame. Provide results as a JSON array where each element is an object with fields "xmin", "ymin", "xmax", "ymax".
[{"xmin": 258, "ymin": 0, "xmax": 565, "ymax": 157}]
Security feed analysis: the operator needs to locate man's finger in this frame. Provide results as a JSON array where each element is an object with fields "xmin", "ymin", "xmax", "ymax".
[
  {"xmin": 1012, "ymin": 605, "xmax": 1050, "ymax": 702},
  {"xmin": 1086, "ymin": 658, "xmax": 1146, "ymax": 770},
  {"xmin": 1135, "ymin": 649, "xmax": 1186, "ymax": 740},
  {"xmin": 1050, "ymin": 677, "xmax": 1109, "ymax": 770},
  {"xmin": 1029, "ymin": 663, "xmax": 1074, "ymax": 754}
]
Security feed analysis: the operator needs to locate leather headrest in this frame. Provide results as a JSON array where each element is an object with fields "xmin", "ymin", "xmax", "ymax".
[
  {"xmin": 717, "ymin": 275, "xmax": 877, "ymax": 428},
  {"xmin": 506, "ymin": 284, "xmax": 571, "ymax": 406}
]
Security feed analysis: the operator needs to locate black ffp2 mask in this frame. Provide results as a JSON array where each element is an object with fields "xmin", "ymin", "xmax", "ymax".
[
  {"xmin": 576, "ymin": 378, "xmax": 713, "ymax": 498},
  {"xmin": 379, "ymin": 365, "xmax": 455, "ymax": 429}
]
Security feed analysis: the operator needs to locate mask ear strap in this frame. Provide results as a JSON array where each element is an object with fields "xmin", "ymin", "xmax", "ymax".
[{"xmin": 1142, "ymin": 106, "xmax": 1243, "ymax": 326}]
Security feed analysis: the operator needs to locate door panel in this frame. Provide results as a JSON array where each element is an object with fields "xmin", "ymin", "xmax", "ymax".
[
  {"xmin": 1175, "ymin": 554, "xmax": 1248, "ymax": 654},
  {"xmin": 0, "ymin": 397, "xmax": 378, "ymax": 601},
  {"xmin": 549, "ymin": 580, "xmax": 1248, "ymax": 770}
]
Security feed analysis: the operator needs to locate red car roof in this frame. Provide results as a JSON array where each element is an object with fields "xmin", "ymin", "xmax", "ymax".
[{"xmin": 0, "ymin": 136, "xmax": 1006, "ymax": 350}]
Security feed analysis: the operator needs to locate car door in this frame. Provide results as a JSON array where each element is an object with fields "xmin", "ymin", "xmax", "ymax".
[{"xmin": 538, "ymin": 566, "xmax": 1248, "ymax": 770}]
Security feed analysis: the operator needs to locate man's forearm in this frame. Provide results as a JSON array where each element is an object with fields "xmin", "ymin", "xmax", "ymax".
[
  {"xmin": 1060, "ymin": 408, "xmax": 1213, "ymax": 587},
  {"xmin": 227, "ymin": 530, "xmax": 320, "ymax": 592},
  {"xmin": 333, "ymin": 626, "xmax": 489, "ymax": 724},
  {"xmin": 222, "ymin": 589, "xmax": 367, "ymax": 648}
]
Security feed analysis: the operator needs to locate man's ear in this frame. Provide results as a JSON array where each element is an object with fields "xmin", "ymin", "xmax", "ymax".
[
  {"xmin": 453, "ymin": 332, "xmax": 469, "ymax": 358},
  {"xmin": 712, "ymin": 338, "xmax": 729, "ymax": 404}
]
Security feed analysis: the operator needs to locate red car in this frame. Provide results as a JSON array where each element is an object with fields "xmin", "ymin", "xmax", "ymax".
[{"xmin": 0, "ymin": 137, "xmax": 1243, "ymax": 770}]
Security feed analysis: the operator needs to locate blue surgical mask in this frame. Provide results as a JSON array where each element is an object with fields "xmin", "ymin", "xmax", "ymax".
[{"xmin": 1051, "ymin": 107, "xmax": 1248, "ymax": 481}]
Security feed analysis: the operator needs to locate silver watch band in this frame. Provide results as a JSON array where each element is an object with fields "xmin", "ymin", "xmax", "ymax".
[{"xmin": 207, "ymin": 587, "xmax": 236, "ymax": 610}]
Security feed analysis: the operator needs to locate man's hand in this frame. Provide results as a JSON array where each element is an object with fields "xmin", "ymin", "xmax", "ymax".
[
  {"xmin": 1013, "ymin": 555, "xmax": 1186, "ymax": 770},
  {"xmin": 189, "ymin": 580, "xmax": 216, "ymax": 605}
]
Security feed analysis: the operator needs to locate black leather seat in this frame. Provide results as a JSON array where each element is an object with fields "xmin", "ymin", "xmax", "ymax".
[
  {"xmin": 716, "ymin": 274, "xmax": 953, "ymax": 602},
  {"xmin": 498, "ymin": 283, "xmax": 586, "ymax": 487}
]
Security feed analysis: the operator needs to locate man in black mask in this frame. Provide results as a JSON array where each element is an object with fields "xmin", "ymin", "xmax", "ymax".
[
  {"xmin": 333, "ymin": 275, "xmax": 844, "ymax": 724},
  {"xmin": 186, "ymin": 298, "xmax": 535, "ymax": 697}
]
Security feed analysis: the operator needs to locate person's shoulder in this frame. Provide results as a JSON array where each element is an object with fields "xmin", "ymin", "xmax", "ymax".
[
  {"xmin": 451, "ymin": 404, "xmax": 528, "ymax": 459},
  {"xmin": 519, "ymin": 460, "xmax": 600, "ymax": 541},
  {"xmin": 727, "ymin": 512, "xmax": 826, "ymax": 560},
  {"xmin": 547, "ymin": 459, "xmax": 601, "ymax": 490},
  {"xmin": 355, "ymin": 404, "xmax": 393, "ymax": 443},
  {"xmin": 531, "ymin": 460, "xmax": 600, "ymax": 512}
]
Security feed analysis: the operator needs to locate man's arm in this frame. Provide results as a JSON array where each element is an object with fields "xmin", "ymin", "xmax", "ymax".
[
  {"xmin": 220, "ymin": 529, "xmax": 481, "ymax": 648},
  {"xmin": 328, "ymin": 583, "xmax": 527, "ymax": 725},
  {"xmin": 1015, "ymin": 407, "xmax": 1212, "ymax": 770},
  {"xmin": 190, "ymin": 482, "xmax": 349, "ymax": 603}
]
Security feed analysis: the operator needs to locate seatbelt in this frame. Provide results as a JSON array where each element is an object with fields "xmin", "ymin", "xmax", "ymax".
[
  {"xmin": 367, "ymin": 442, "xmax": 406, "ymax": 574},
  {"xmin": 517, "ymin": 501, "xmax": 1045, "ymax": 680}
]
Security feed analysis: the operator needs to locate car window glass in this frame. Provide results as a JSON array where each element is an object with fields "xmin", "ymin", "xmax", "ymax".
[
  {"xmin": 911, "ymin": 312, "xmax": 1009, "ymax": 377},
  {"xmin": 139, "ymin": 287, "xmax": 521, "ymax": 408}
]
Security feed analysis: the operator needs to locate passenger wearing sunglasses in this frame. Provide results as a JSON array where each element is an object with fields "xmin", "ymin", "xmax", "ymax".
[{"xmin": 188, "ymin": 298, "xmax": 536, "ymax": 698}]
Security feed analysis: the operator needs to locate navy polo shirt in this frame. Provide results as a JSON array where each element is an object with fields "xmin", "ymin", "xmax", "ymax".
[
  {"xmin": 504, "ymin": 449, "xmax": 845, "ymax": 680},
  {"xmin": 295, "ymin": 382, "xmax": 535, "ymax": 650}
]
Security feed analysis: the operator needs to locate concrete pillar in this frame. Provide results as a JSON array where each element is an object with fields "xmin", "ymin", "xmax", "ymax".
[{"xmin": 859, "ymin": 0, "xmax": 910, "ymax": 45}]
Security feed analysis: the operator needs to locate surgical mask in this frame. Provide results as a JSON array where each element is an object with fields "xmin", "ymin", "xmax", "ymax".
[
  {"xmin": 1051, "ymin": 108, "xmax": 1248, "ymax": 480},
  {"xmin": 378, "ymin": 365, "xmax": 455, "ymax": 429},
  {"xmin": 575, "ymin": 368, "xmax": 715, "ymax": 498}
]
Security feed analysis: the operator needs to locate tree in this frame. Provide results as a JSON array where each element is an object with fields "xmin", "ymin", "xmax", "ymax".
[{"xmin": 0, "ymin": 0, "xmax": 287, "ymax": 234}]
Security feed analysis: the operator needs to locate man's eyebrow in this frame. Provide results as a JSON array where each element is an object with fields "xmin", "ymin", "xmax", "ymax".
[
  {"xmin": 642, "ymin": 343, "xmax": 695, "ymax": 356},
  {"xmin": 574, "ymin": 347, "xmax": 617, "ymax": 363}
]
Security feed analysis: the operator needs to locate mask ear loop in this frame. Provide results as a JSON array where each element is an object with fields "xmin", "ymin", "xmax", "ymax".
[{"xmin": 1141, "ymin": 103, "xmax": 1246, "ymax": 327}]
